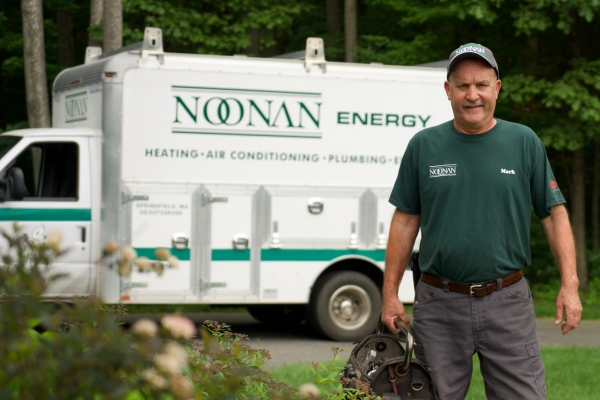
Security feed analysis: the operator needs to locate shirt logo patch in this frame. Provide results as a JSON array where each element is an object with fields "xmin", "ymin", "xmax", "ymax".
[
  {"xmin": 429, "ymin": 164, "xmax": 457, "ymax": 178},
  {"xmin": 550, "ymin": 180, "xmax": 559, "ymax": 191},
  {"xmin": 501, "ymin": 169, "xmax": 515, "ymax": 174}
]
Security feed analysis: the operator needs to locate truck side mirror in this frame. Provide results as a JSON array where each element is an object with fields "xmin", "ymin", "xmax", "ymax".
[{"xmin": 7, "ymin": 168, "xmax": 28, "ymax": 200}]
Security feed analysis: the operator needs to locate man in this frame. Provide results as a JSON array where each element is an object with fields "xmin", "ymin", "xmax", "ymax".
[{"xmin": 382, "ymin": 43, "xmax": 583, "ymax": 400}]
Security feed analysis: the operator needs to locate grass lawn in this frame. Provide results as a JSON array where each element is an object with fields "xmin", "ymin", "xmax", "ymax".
[{"xmin": 270, "ymin": 347, "xmax": 600, "ymax": 400}]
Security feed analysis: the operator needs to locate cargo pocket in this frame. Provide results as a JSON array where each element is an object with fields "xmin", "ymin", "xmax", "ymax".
[{"xmin": 527, "ymin": 341, "xmax": 546, "ymax": 398}]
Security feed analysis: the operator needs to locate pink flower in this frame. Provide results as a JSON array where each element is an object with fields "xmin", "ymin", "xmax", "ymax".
[{"xmin": 161, "ymin": 315, "xmax": 196, "ymax": 339}]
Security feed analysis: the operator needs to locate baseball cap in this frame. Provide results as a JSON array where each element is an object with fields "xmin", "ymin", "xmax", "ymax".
[{"xmin": 447, "ymin": 43, "xmax": 499, "ymax": 80}]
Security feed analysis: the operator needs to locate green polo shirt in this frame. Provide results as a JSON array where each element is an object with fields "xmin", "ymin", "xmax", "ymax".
[{"xmin": 389, "ymin": 119, "xmax": 565, "ymax": 283}]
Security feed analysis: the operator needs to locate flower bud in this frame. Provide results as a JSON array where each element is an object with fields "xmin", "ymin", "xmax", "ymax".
[
  {"xmin": 45, "ymin": 230, "xmax": 63, "ymax": 251},
  {"xmin": 131, "ymin": 318, "xmax": 158, "ymax": 338},
  {"xmin": 299, "ymin": 383, "xmax": 320, "ymax": 399},
  {"xmin": 118, "ymin": 260, "xmax": 132, "ymax": 277},
  {"xmin": 121, "ymin": 247, "xmax": 137, "ymax": 262},
  {"xmin": 154, "ymin": 248, "xmax": 171, "ymax": 261},
  {"xmin": 135, "ymin": 257, "xmax": 152, "ymax": 272},
  {"xmin": 167, "ymin": 255, "xmax": 179, "ymax": 269},
  {"xmin": 103, "ymin": 241, "xmax": 119, "ymax": 257},
  {"xmin": 161, "ymin": 315, "xmax": 196, "ymax": 339}
]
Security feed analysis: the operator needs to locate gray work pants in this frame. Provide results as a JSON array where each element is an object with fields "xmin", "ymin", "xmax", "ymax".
[{"xmin": 413, "ymin": 277, "xmax": 546, "ymax": 400}]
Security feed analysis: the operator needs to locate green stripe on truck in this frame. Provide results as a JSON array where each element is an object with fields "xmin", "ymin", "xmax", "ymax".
[
  {"xmin": 261, "ymin": 249, "xmax": 385, "ymax": 261},
  {"xmin": 0, "ymin": 208, "xmax": 92, "ymax": 221},
  {"xmin": 132, "ymin": 248, "xmax": 384, "ymax": 262}
]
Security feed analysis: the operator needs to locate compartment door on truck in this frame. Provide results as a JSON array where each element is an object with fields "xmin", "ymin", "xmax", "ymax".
[
  {"xmin": 0, "ymin": 136, "xmax": 93, "ymax": 296},
  {"xmin": 257, "ymin": 186, "xmax": 369, "ymax": 302},
  {"xmin": 197, "ymin": 184, "xmax": 257, "ymax": 301},
  {"xmin": 122, "ymin": 184, "xmax": 194, "ymax": 302}
]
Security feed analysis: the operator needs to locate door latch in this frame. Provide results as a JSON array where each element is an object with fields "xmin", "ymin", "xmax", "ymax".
[
  {"xmin": 122, "ymin": 193, "xmax": 149, "ymax": 204},
  {"xmin": 232, "ymin": 234, "xmax": 249, "ymax": 251},
  {"xmin": 202, "ymin": 194, "xmax": 228, "ymax": 205}
]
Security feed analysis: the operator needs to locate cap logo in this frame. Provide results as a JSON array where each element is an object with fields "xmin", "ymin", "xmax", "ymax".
[{"xmin": 455, "ymin": 45, "xmax": 486, "ymax": 55}]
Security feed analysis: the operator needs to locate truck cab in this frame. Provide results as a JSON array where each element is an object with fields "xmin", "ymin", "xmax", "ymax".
[{"xmin": 0, "ymin": 128, "xmax": 100, "ymax": 296}]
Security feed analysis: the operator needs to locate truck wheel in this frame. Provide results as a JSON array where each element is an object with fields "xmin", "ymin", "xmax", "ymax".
[{"xmin": 309, "ymin": 271, "xmax": 381, "ymax": 341}]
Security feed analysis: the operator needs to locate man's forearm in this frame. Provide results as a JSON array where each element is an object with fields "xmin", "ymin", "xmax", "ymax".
[
  {"xmin": 540, "ymin": 204, "xmax": 582, "ymax": 334},
  {"xmin": 541, "ymin": 205, "xmax": 578, "ymax": 287},
  {"xmin": 382, "ymin": 208, "xmax": 420, "ymax": 331},
  {"xmin": 383, "ymin": 209, "xmax": 420, "ymax": 298}
]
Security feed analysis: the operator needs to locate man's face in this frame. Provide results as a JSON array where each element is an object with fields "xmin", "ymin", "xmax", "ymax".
[{"xmin": 444, "ymin": 58, "xmax": 502, "ymax": 134}]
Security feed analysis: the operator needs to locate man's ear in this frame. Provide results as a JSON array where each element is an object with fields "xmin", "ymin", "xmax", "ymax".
[
  {"xmin": 444, "ymin": 80, "xmax": 451, "ymax": 100},
  {"xmin": 495, "ymin": 79, "xmax": 502, "ymax": 98}
]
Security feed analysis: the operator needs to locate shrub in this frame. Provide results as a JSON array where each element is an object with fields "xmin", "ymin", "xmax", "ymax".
[{"xmin": 0, "ymin": 224, "xmax": 377, "ymax": 399}]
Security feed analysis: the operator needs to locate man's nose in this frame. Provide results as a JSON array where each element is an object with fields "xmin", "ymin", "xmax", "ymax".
[{"xmin": 466, "ymin": 85, "xmax": 479, "ymax": 100}]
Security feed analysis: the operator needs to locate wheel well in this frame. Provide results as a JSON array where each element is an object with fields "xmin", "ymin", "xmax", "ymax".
[{"xmin": 313, "ymin": 257, "xmax": 383, "ymax": 292}]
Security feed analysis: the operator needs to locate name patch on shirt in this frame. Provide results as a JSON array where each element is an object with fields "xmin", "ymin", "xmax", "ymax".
[{"xmin": 429, "ymin": 164, "xmax": 457, "ymax": 178}]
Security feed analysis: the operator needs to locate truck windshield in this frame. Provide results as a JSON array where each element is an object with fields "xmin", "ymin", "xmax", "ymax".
[{"xmin": 0, "ymin": 136, "xmax": 22, "ymax": 160}]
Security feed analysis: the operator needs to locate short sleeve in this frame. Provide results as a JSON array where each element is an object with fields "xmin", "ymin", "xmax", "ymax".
[
  {"xmin": 530, "ymin": 138, "xmax": 565, "ymax": 219},
  {"xmin": 389, "ymin": 140, "xmax": 421, "ymax": 214}
]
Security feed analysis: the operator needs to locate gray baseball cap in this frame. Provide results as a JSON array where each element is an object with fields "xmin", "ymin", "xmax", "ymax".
[{"xmin": 447, "ymin": 43, "xmax": 499, "ymax": 80}]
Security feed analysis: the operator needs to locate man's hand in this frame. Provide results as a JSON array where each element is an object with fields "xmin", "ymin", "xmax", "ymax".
[
  {"xmin": 382, "ymin": 295, "xmax": 409, "ymax": 335},
  {"xmin": 540, "ymin": 205, "xmax": 582, "ymax": 335},
  {"xmin": 382, "ymin": 208, "xmax": 420, "ymax": 335},
  {"xmin": 555, "ymin": 285, "xmax": 583, "ymax": 335}
]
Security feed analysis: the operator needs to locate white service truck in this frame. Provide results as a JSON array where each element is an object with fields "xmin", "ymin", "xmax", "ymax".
[{"xmin": 0, "ymin": 28, "xmax": 451, "ymax": 340}]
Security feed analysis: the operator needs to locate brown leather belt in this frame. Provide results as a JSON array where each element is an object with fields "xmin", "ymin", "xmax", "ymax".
[{"xmin": 420, "ymin": 269, "xmax": 523, "ymax": 297}]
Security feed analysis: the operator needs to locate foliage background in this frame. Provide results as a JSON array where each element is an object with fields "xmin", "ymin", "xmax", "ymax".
[{"xmin": 2, "ymin": 0, "xmax": 600, "ymax": 292}]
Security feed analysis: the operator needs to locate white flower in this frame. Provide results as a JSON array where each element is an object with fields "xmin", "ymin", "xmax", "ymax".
[
  {"xmin": 163, "ymin": 342, "xmax": 189, "ymax": 365},
  {"xmin": 141, "ymin": 368, "xmax": 168, "ymax": 389},
  {"xmin": 167, "ymin": 255, "xmax": 179, "ymax": 269},
  {"xmin": 170, "ymin": 375, "xmax": 193, "ymax": 399},
  {"xmin": 154, "ymin": 353, "xmax": 182, "ymax": 376},
  {"xmin": 131, "ymin": 318, "xmax": 158, "ymax": 338},
  {"xmin": 121, "ymin": 247, "xmax": 137, "ymax": 262},
  {"xmin": 154, "ymin": 248, "xmax": 171, "ymax": 261},
  {"xmin": 45, "ymin": 230, "xmax": 63, "ymax": 251},
  {"xmin": 161, "ymin": 315, "xmax": 196, "ymax": 339},
  {"xmin": 135, "ymin": 257, "xmax": 152, "ymax": 272},
  {"xmin": 118, "ymin": 261, "xmax": 132, "ymax": 277},
  {"xmin": 299, "ymin": 383, "xmax": 320, "ymax": 399}
]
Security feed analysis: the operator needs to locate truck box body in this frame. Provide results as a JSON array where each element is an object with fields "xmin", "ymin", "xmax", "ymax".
[{"xmin": 0, "ymin": 32, "xmax": 452, "ymax": 340}]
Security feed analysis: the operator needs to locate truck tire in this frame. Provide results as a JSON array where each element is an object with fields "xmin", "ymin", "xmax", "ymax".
[{"xmin": 309, "ymin": 271, "xmax": 381, "ymax": 341}]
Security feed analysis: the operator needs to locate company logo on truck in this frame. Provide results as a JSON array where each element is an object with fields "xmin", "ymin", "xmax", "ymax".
[
  {"xmin": 171, "ymin": 86, "xmax": 322, "ymax": 139},
  {"xmin": 65, "ymin": 91, "xmax": 88, "ymax": 123}
]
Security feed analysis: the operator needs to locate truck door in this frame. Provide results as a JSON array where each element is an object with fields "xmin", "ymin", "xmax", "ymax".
[
  {"xmin": 0, "ymin": 137, "xmax": 92, "ymax": 296},
  {"xmin": 122, "ymin": 184, "xmax": 194, "ymax": 302},
  {"xmin": 197, "ymin": 184, "xmax": 256, "ymax": 300}
]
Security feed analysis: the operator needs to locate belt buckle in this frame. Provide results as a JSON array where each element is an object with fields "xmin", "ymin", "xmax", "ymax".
[{"xmin": 469, "ymin": 284, "xmax": 483, "ymax": 297}]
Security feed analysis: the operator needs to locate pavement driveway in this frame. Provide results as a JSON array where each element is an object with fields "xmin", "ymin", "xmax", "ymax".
[{"xmin": 123, "ymin": 312, "xmax": 600, "ymax": 368}]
